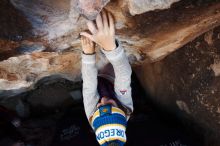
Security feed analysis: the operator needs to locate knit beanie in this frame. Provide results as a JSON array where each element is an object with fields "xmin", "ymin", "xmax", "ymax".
[{"xmin": 91, "ymin": 104, "xmax": 127, "ymax": 146}]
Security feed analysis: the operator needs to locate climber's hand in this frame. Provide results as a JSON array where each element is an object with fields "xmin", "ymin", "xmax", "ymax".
[
  {"xmin": 80, "ymin": 10, "xmax": 116, "ymax": 51},
  {"xmin": 81, "ymin": 36, "xmax": 95, "ymax": 54}
]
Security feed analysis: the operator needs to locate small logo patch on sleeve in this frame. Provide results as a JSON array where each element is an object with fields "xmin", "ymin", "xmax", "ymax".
[{"xmin": 120, "ymin": 90, "xmax": 127, "ymax": 95}]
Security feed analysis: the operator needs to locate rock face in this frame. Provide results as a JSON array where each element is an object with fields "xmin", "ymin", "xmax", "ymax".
[
  {"xmin": 0, "ymin": 51, "xmax": 81, "ymax": 97},
  {"xmin": 1, "ymin": 0, "xmax": 220, "ymax": 145},
  {"xmin": 127, "ymin": 0, "xmax": 180, "ymax": 15},
  {"xmin": 134, "ymin": 27, "xmax": 220, "ymax": 145},
  {"xmin": 75, "ymin": 0, "xmax": 110, "ymax": 20},
  {"xmin": 10, "ymin": 0, "xmax": 83, "ymax": 41},
  {"xmin": 1, "ymin": 0, "xmax": 220, "ymax": 93},
  {"xmin": 1, "ymin": 0, "xmax": 220, "ymax": 59}
]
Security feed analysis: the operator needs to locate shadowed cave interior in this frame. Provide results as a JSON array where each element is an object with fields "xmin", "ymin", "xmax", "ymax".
[{"xmin": 0, "ymin": 73, "xmax": 203, "ymax": 146}]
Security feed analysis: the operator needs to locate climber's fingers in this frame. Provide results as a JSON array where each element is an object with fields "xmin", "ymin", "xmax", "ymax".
[
  {"xmin": 96, "ymin": 13, "xmax": 103, "ymax": 30},
  {"xmin": 85, "ymin": 36, "xmax": 94, "ymax": 46},
  {"xmin": 102, "ymin": 10, "xmax": 108, "ymax": 30},
  {"xmin": 80, "ymin": 32, "xmax": 94, "ymax": 42},
  {"xmin": 87, "ymin": 20, "xmax": 97, "ymax": 34},
  {"xmin": 108, "ymin": 12, "xmax": 115, "ymax": 35},
  {"xmin": 85, "ymin": 36, "xmax": 89, "ymax": 44}
]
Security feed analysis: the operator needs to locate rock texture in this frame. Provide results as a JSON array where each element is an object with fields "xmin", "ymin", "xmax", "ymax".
[
  {"xmin": 127, "ymin": 0, "xmax": 180, "ymax": 15},
  {"xmin": 5, "ymin": 0, "xmax": 220, "ymax": 56},
  {"xmin": 134, "ymin": 26, "xmax": 220, "ymax": 145},
  {"xmin": 76, "ymin": 0, "xmax": 110, "ymax": 20},
  {"xmin": 1, "ymin": 0, "xmax": 219, "ymax": 60},
  {"xmin": 211, "ymin": 61, "xmax": 220, "ymax": 76},
  {"xmin": 0, "ymin": 0, "xmax": 220, "ymax": 145},
  {"xmin": 0, "ymin": 51, "xmax": 81, "ymax": 97},
  {"xmin": 0, "ymin": 0, "xmax": 220, "ymax": 94}
]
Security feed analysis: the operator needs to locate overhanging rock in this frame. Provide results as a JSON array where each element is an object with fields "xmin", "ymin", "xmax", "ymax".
[
  {"xmin": 0, "ymin": 0, "xmax": 220, "ymax": 94},
  {"xmin": 1, "ymin": 1, "xmax": 220, "ymax": 145},
  {"xmin": 127, "ymin": 0, "xmax": 180, "ymax": 15}
]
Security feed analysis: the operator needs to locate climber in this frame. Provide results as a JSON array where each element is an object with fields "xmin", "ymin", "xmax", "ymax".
[{"xmin": 80, "ymin": 9, "xmax": 133, "ymax": 146}]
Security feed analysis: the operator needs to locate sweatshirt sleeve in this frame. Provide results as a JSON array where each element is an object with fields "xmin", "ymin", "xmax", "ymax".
[
  {"xmin": 81, "ymin": 53, "xmax": 100, "ymax": 120},
  {"xmin": 101, "ymin": 40, "xmax": 133, "ymax": 116}
]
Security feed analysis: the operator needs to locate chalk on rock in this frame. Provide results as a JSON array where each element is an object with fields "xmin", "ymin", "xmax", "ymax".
[{"xmin": 75, "ymin": 0, "xmax": 110, "ymax": 20}]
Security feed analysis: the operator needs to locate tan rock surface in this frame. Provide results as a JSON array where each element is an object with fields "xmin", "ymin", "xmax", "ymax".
[
  {"xmin": 75, "ymin": 0, "xmax": 110, "ymax": 20},
  {"xmin": 3, "ymin": 0, "xmax": 220, "ymax": 61},
  {"xmin": 0, "ymin": 0, "xmax": 220, "ymax": 94},
  {"xmin": 0, "ymin": 51, "xmax": 81, "ymax": 96},
  {"xmin": 127, "ymin": 0, "xmax": 180, "ymax": 15}
]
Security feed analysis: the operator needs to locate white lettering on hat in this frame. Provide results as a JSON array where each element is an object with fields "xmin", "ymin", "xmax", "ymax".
[{"xmin": 96, "ymin": 124, "xmax": 126, "ymax": 144}]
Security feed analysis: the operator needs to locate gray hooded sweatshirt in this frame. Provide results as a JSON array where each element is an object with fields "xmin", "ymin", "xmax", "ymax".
[{"xmin": 81, "ymin": 40, "xmax": 133, "ymax": 125}]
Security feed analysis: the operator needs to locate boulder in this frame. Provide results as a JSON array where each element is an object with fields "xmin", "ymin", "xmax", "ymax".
[
  {"xmin": 127, "ymin": 0, "xmax": 180, "ymax": 15},
  {"xmin": 134, "ymin": 27, "xmax": 220, "ymax": 145},
  {"xmin": 0, "ymin": 0, "xmax": 220, "ymax": 145}
]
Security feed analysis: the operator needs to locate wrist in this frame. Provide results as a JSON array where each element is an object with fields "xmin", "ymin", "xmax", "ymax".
[
  {"xmin": 101, "ymin": 40, "xmax": 124, "ymax": 61},
  {"xmin": 103, "ymin": 40, "xmax": 117, "ymax": 51},
  {"xmin": 83, "ymin": 51, "xmax": 95, "ymax": 55}
]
